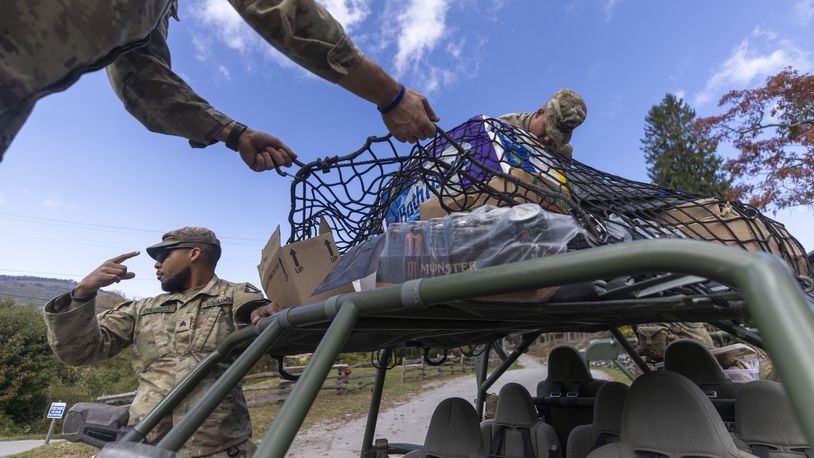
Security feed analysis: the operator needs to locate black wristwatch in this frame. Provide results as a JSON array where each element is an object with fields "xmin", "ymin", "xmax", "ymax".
[{"xmin": 225, "ymin": 122, "xmax": 248, "ymax": 151}]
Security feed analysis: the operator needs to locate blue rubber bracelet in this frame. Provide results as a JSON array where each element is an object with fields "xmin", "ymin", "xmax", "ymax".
[{"xmin": 377, "ymin": 84, "xmax": 406, "ymax": 114}]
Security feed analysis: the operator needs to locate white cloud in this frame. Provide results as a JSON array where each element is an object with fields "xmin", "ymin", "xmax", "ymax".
[
  {"xmin": 189, "ymin": 0, "xmax": 257, "ymax": 54},
  {"xmin": 217, "ymin": 65, "xmax": 231, "ymax": 81},
  {"xmin": 183, "ymin": 0, "xmax": 477, "ymax": 93},
  {"xmin": 184, "ymin": 0, "xmax": 355, "ymax": 78},
  {"xmin": 190, "ymin": 34, "xmax": 213, "ymax": 62},
  {"xmin": 693, "ymin": 29, "xmax": 812, "ymax": 106},
  {"xmin": 320, "ymin": 0, "xmax": 371, "ymax": 33},
  {"xmin": 392, "ymin": 0, "xmax": 452, "ymax": 75},
  {"xmin": 603, "ymin": 0, "xmax": 621, "ymax": 22},
  {"xmin": 375, "ymin": 0, "xmax": 479, "ymax": 94},
  {"xmin": 791, "ymin": 0, "xmax": 814, "ymax": 25},
  {"xmin": 674, "ymin": 89, "xmax": 686, "ymax": 101},
  {"xmin": 0, "ymin": 194, "xmax": 5, "ymax": 206}
]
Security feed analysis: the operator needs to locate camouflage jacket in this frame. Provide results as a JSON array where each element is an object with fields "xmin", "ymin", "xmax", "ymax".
[
  {"xmin": 43, "ymin": 276, "xmax": 265, "ymax": 456},
  {"xmin": 1, "ymin": 0, "xmax": 363, "ymax": 159},
  {"xmin": 496, "ymin": 112, "xmax": 533, "ymax": 133}
]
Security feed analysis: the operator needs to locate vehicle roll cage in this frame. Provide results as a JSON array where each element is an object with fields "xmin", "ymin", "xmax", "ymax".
[{"xmin": 108, "ymin": 239, "xmax": 814, "ymax": 458}]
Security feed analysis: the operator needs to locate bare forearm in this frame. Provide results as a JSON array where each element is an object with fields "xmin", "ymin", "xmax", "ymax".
[{"xmin": 337, "ymin": 57, "xmax": 401, "ymax": 107}]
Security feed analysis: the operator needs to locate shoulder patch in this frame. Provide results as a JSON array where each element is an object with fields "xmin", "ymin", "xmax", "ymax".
[
  {"xmin": 112, "ymin": 300, "xmax": 135, "ymax": 311},
  {"xmin": 243, "ymin": 284, "xmax": 261, "ymax": 294}
]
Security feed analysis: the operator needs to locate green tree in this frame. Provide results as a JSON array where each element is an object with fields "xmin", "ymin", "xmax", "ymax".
[
  {"xmin": 641, "ymin": 94, "xmax": 732, "ymax": 199},
  {"xmin": 0, "ymin": 299, "xmax": 59, "ymax": 432}
]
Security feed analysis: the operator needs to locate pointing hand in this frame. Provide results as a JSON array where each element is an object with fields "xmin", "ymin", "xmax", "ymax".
[{"xmin": 74, "ymin": 251, "xmax": 139, "ymax": 297}]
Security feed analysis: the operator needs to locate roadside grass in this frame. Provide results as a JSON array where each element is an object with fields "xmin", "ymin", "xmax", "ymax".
[
  {"xmin": 596, "ymin": 366, "xmax": 635, "ymax": 384},
  {"xmin": 9, "ymin": 365, "xmax": 472, "ymax": 457}
]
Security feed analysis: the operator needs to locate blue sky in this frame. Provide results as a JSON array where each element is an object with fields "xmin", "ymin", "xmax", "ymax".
[{"xmin": 1, "ymin": 0, "xmax": 813, "ymax": 299}]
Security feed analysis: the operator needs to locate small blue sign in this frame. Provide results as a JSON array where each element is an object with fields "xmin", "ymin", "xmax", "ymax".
[{"xmin": 47, "ymin": 402, "xmax": 67, "ymax": 419}]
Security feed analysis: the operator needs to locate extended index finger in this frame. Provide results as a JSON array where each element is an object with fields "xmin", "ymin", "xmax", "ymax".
[{"xmin": 110, "ymin": 251, "xmax": 140, "ymax": 263}]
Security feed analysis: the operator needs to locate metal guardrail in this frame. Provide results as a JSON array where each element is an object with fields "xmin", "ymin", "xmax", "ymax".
[{"xmin": 107, "ymin": 240, "xmax": 814, "ymax": 458}]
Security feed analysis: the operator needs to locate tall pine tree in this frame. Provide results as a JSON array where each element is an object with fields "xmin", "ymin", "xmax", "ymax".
[{"xmin": 641, "ymin": 94, "xmax": 732, "ymax": 199}]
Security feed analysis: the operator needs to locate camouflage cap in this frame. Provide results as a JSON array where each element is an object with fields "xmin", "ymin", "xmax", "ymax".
[
  {"xmin": 146, "ymin": 227, "xmax": 221, "ymax": 260},
  {"xmin": 543, "ymin": 89, "xmax": 587, "ymax": 154}
]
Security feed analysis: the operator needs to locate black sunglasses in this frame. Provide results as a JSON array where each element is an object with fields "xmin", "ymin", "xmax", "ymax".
[{"xmin": 154, "ymin": 246, "xmax": 193, "ymax": 263}]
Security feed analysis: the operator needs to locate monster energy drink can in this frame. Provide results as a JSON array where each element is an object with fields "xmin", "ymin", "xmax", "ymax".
[
  {"xmin": 378, "ymin": 223, "xmax": 407, "ymax": 283},
  {"xmin": 449, "ymin": 213, "xmax": 489, "ymax": 267},
  {"xmin": 383, "ymin": 222, "xmax": 407, "ymax": 257}
]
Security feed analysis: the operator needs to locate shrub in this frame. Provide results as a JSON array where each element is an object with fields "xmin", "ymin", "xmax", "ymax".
[{"xmin": 0, "ymin": 300, "xmax": 59, "ymax": 430}]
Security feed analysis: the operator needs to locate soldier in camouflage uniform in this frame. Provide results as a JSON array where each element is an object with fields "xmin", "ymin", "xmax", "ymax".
[
  {"xmin": 636, "ymin": 322, "xmax": 715, "ymax": 363},
  {"xmin": 498, "ymin": 89, "xmax": 588, "ymax": 159},
  {"xmin": 43, "ymin": 227, "xmax": 270, "ymax": 457},
  {"xmin": 1, "ymin": 0, "xmax": 439, "ymax": 169},
  {"xmin": 496, "ymin": 91, "xmax": 721, "ymax": 365}
]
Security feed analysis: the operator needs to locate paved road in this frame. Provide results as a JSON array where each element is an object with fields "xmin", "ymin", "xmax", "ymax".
[
  {"xmin": 286, "ymin": 355, "xmax": 608, "ymax": 457},
  {"xmin": 0, "ymin": 439, "xmax": 62, "ymax": 457}
]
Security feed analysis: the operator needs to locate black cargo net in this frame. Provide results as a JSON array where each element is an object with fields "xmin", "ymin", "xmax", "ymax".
[{"xmin": 287, "ymin": 116, "xmax": 811, "ymax": 279}]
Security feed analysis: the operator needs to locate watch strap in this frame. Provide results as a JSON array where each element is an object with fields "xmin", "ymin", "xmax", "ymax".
[{"xmin": 225, "ymin": 122, "xmax": 248, "ymax": 151}]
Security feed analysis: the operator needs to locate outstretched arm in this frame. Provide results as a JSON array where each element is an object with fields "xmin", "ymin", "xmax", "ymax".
[
  {"xmin": 106, "ymin": 12, "xmax": 296, "ymax": 172},
  {"xmin": 230, "ymin": 0, "xmax": 440, "ymax": 142},
  {"xmin": 337, "ymin": 57, "xmax": 439, "ymax": 143}
]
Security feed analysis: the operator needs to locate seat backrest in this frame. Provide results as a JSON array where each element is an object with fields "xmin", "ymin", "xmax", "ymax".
[
  {"xmin": 586, "ymin": 371, "xmax": 755, "ymax": 458},
  {"xmin": 664, "ymin": 339, "xmax": 743, "ymax": 423},
  {"xmin": 734, "ymin": 380, "xmax": 810, "ymax": 457},
  {"xmin": 405, "ymin": 397, "xmax": 486, "ymax": 458},
  {"xmin": 566, "ymin": 382, "xmax": 629, "ymax": 458},
  {"xmin": 664, "ymin": 339, "xmax": 740, "ymax": 393},
  {"xmin": 481, "ymin": 383, "xmax": 560, "ymax": 458},
  {"xmin": 537, "ymin": 346, "xmax": 606, "ymax": 454}
]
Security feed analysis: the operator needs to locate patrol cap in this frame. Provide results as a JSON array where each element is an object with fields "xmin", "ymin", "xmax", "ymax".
[
  {"xmin": 543, "ymin": 89, "xmax": 587, "ymax": 154},
  {"xmin": 146, "ymin": 227, "xmax": 221, "ymax": 261}
]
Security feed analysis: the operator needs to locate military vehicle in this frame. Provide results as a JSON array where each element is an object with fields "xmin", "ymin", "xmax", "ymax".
[{"xmin": 64, "ymin": 119, "xmax": 814, "ymax": 457}]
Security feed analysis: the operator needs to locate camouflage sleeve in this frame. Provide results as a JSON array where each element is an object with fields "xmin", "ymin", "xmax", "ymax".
[
  {"xmin": 106, "ymin": 11, "xmax": 233, "ymax": 149},
  {"xmin": 43, "ymin": 292, "xmax": 136, "ymax": 365},
  {"xmin": 232, "ymin": 282, "xmax": 268, "ymax": 325},
  {"xmin": 496, "ymin": 112, "xmax": 532, "ymax": 132},
  {"xmin": 229, "ymin": 0, "xmax": 364, "ymax": 83}
]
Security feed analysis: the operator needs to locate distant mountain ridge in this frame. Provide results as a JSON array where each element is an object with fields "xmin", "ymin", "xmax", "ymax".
[{"xmin": 0, "ymin": 274, "xmax": 127, "ymax": 310}]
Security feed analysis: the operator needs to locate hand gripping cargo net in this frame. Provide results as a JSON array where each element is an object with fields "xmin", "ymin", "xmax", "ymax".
[{"xmin": 287, "ymin": 116, "xmax": 811, "ymax": 281}]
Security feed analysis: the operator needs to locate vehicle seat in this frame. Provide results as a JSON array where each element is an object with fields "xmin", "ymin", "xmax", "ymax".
[
  {"xmin": 405, "ymin": 397, "xmax": 487, "ymax": 458},
  {"xmin": 481, "ymin": 383, "xmax": 561, "ymax": 457},
  {"xmin": 566, "ymin": 382, "xmax": 629, "ymax": 458},
  {"xmin": 586, "ymin": 371, "xmax": 755, "ymax": 457},
  {"xmin": 664, "ymin": 338, "xmax": 743, "ymax": 424},
  {"xmin": 537, "ymin": 346, "xmax": 606, "ymax": 453},
  {"xmin": 733, "ymin": 381, "xmax": 810, "ymax": 457}
]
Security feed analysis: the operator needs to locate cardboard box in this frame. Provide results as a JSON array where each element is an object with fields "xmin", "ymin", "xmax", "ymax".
[
  {"xmin": 257, "ymin": 219, "xmax": 354, "ymax": 309},
  {"xmin": 419, "ymin": 166, "xmax": 570, "ymax": 220}
]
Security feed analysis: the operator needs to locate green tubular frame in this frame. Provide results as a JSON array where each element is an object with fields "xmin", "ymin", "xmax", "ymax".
[
  {"xmin": 360, "ymin": 348, "xmax": 393, "ymax": 458},
  {"xmin": 474, "ymin": 332, "xmax": 540, "ymax": 419},
  {"xmin": 133, "ymin": 239, "xmax": 814, "ymax": 456}
]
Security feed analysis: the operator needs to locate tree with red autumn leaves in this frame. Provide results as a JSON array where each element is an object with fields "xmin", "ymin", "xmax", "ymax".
[{"xmin": 696, "ymin": 67, "xmax": 814, "ymax": 210}]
